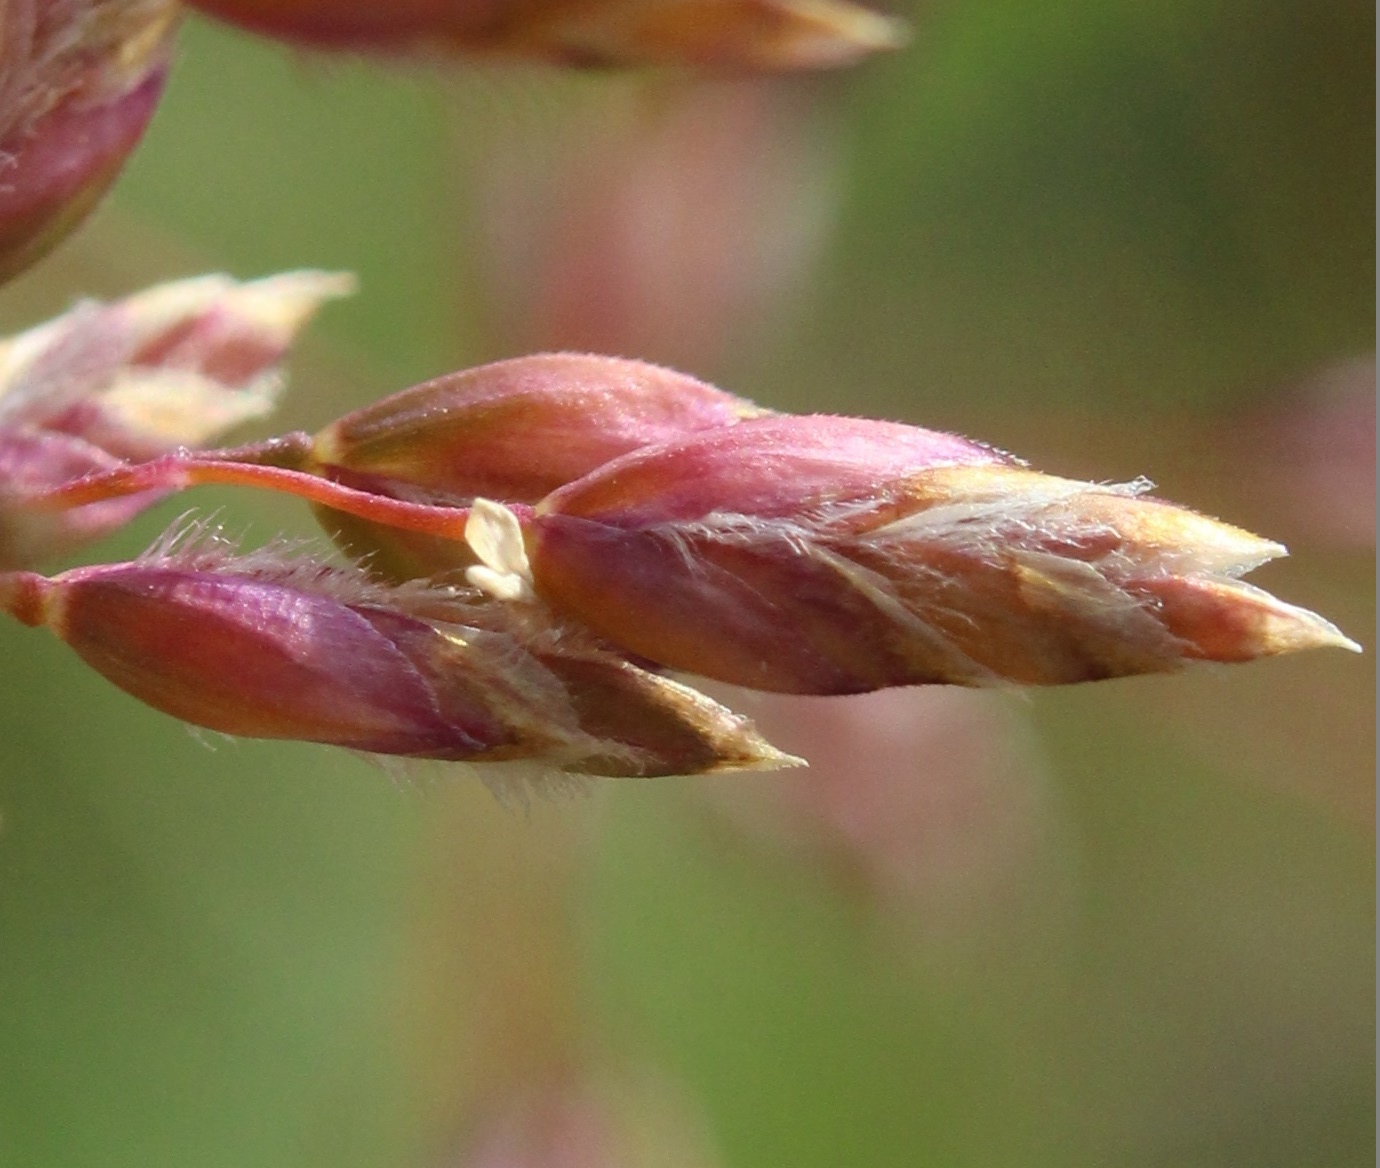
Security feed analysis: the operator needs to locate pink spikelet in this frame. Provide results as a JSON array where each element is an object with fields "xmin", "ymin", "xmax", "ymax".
[
  {"xmin": 0, "ymin": 271, "xmax": 352, "ymax": 567},
  {"xmin": 0, "ymin": 0, "xmax": 180, "ymax": 283},
  {"xmin": 0, "ymin": 519, "xmax": 797, "ymax": 780},
  {"xmin": 522, "ymin": 412, "xmax": 1360, "ymax": 691}
]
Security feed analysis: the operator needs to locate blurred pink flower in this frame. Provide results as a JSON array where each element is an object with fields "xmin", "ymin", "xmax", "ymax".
[
  {"xmin": 471, "ymin": 78, "xmax": 836, "ymax": 373},
  {"xmin": 1234, "ymin": 354, "xmax": 1376, "ymax": 549},
  {"xmin": 699, "ymin": 686, "xmax": 1054, "ymax": 933},
  {"xmin": 448, "ymin": 1073, "xmax": 720, "ymax": 1168}
]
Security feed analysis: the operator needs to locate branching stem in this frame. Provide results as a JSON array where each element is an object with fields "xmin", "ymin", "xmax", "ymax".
[{"xmin": 31, "ymin": 451, "xmax": 515, "ymax": 542}]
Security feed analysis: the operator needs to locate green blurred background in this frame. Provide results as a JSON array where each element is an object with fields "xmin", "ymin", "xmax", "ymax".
[{"xmin": 0, "ymin": 2, "xmax": 1373, "ymax": 1165}]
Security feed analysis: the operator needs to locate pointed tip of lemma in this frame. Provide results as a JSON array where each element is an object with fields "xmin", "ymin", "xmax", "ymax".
[
  {"xmin": 1261, "ymin": 597, "xmax": 1363, "ymax": 656},
  {"xmin": 815, "ymin": 1, "xmax": 911, "ymax": 52},
  {"xmin": 1311, "ymin": 621, "xmax": 1363, "ymax": 655},
  {"xmin": 706, "ymin": 745, "xmax": 809, "ymax": 774},
  {"xmin": 759, "ymin": 0, "xmax": 911, "ymax": 69}
]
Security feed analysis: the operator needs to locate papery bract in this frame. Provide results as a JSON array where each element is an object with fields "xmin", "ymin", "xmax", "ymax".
[
  {"xmin": 0, "ymin": 270, "xmax": 355, "ymax": 457},
  {"xmin": 0, "ymin": 271, "xmax": 351, "ymax": 567},
  {"xmin": 523, "ymin": 414, "xmax": 1359, "ymax": 692}
]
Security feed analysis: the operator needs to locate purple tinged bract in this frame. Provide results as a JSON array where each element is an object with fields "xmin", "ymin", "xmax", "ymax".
[
  {"xmin": 0, "ymin": 523, "xmax": 797, "ymax": 779},
  {"xmin": 309, "ymin": 352, "xmax": 765, "ymax": 582},
  {"xmin": 524, "ymin": 413, "xmax": 1359, "ymax": 692}
]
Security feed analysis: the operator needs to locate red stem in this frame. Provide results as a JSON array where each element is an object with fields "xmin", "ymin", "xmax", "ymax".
[{"xmin": 32, "ymin": 454, "xmax": 514, "ymax": 541}]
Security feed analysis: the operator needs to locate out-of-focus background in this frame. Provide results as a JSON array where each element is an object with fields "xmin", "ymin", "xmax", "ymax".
[{"xmin": 0, "ymin": 3, "xmax": 1373, "ymax": 1166}]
